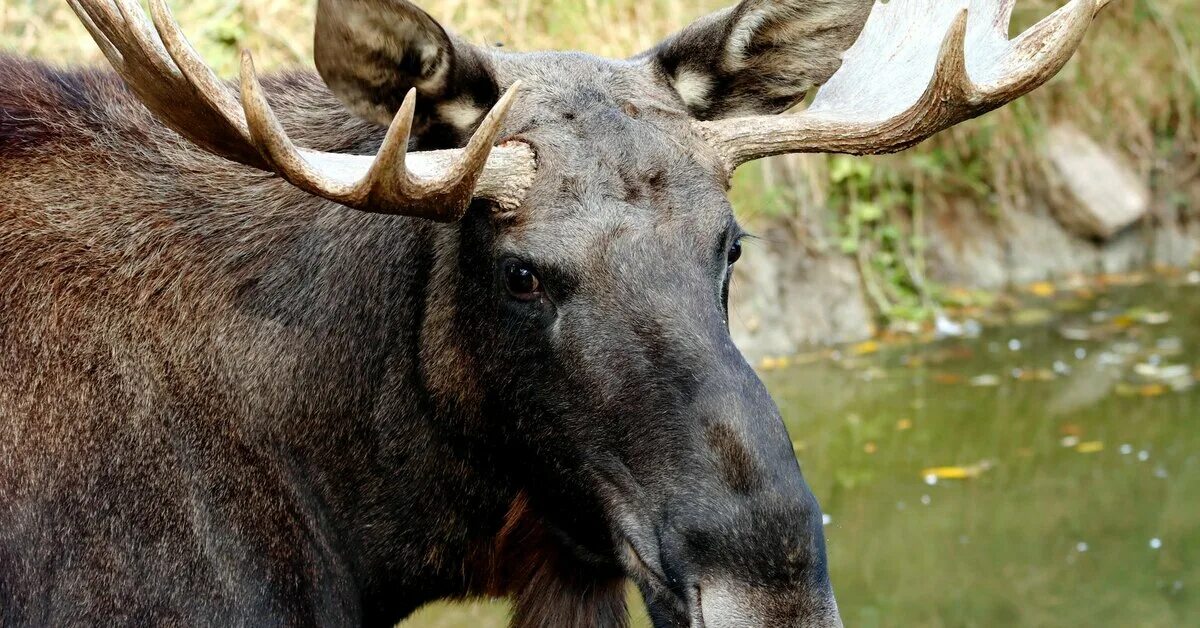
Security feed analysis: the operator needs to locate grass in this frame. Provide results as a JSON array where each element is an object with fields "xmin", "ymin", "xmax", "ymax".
[{"xmin": 2, "ymin": 0, "xmax": 1197, "ymax": 327}]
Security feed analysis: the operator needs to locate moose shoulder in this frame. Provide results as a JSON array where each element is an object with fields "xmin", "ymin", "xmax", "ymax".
[{"xmin": 0, "ymin": 0, "xmax": 1102, "ymax": 626}]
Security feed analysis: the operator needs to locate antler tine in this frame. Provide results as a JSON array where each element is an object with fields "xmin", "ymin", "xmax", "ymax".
[
  {"xmin": 68, "ymin": 0, "xmax": 267, "ymax": 168},
  {"xmin": 360, "ymin": 88, "xmax": 421, "ymax": 204},
  {"xmin": 147, "ymin": 0, "xmax": 259, "ymax": 156},
  {"xmin": 357, "ymin": 82, "xmax": 527, "ymax": 220},
  {"xmin": 70, "ymin": 0, "xmax": 536, "ymax": 218},
  {"xmin": 239, "ymin": 51, "xmax": 363, "ymax": 197},
  {"xmin": 699, "ymin": 0, "xmax": 1103, "ymax": 168}
]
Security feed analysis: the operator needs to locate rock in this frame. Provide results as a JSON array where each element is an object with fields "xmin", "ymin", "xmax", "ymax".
[
  {"xmin": 1042, "ymin": 123, "xmax": 1149, "ymax": 240},
  {"xmin": 729, "ymin": 219, "xmax": 874, "ymax": 361}
]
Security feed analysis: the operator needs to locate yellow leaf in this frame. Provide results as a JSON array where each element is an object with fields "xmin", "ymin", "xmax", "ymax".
[
  {"xmin": 851, "ymin": 340, "xmax": 880, "ymax": 356},
  {"xmin": 896, "ymin": 418, "xmax": 913, "ymax": 431},
  {"xmin": 1140, "ymin": 384, "xmax": 1167, "ymax": 397},
  {"xmin": 863, "ymin": 442, "xmax": 878, "ymax": 454},
  {"xmin": 1076, "ymin": 441, "xmax": 1104, "ymax": 454},
  {"xmin": 1028, "ymin": 281, "xmax": 1056, "ymax": 297},
  {"xmin": 921, "ymin": 462, "xmax": 991, "ymax": 480}
]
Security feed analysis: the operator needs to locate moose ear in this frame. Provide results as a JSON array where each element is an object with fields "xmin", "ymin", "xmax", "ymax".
[
  {"xmin": 644, "ymin": 0, "xmax": 873, "ymax": 120},
  {"xmin": 314, "ymin": 0, "xmax": 499, "ymax": 148}
]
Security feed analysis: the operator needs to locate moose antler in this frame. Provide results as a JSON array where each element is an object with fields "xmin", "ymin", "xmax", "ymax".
[
  {"xmin": 698, "ymin": 0, "xmax": 1108, "ymax": 168},
  {"xmin": 67, "ymin": 0, "xmax": 535, "ymax": 219}
]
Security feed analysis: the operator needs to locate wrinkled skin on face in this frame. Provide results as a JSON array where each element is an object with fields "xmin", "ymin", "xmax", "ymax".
[{"xmin": 315, "ymin": 0, "xmax": 873, "ymax": 625}]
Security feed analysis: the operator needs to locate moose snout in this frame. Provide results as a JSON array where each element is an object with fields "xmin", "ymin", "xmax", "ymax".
[
  {"xmin": 630, "ymin": 358, "xmax": 841, "ymax": 628},
  {"xmin": 647, "ymin": 490, "xmax": 841, "ymax": 628}
]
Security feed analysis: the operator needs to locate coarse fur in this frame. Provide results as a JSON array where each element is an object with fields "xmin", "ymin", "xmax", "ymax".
[{"xmin": 0, "ymin": 1, "xmax": 870, "ymax": 626}]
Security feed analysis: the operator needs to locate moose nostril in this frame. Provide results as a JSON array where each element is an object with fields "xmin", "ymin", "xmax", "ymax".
[{"xmin": 704, "ymin": 422, "xmax": 761, "ymax": 494}]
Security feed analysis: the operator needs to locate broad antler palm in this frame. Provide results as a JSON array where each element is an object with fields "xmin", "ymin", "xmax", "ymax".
[{"xmin": 699, "ymin": 0, "xmax": 1110, "ymax": 168}]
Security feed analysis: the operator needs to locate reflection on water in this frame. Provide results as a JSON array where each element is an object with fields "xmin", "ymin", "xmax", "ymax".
[{"xmin": 405, "ymin": 279, "xmax": 1200, "ymax": 627}]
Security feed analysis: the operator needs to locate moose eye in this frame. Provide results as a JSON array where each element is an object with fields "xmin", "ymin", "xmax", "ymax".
[
  {"xmin": 727, "ymin": 239, "xmax": 743, "ymax": 266},
  {"xmin": 503, "ymin": 260, "xmax": 542, "ymax": 300}
]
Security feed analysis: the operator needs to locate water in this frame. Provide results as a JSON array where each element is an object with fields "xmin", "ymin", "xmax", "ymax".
[{"xmin": 406, "ymin": 278, "xmax": 1200, "ymax": 627}]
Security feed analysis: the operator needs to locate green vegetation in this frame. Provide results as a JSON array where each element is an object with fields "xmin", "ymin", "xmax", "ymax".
[{"xmin": 3, "ymin": 0, "xmax": 1197, "ymax": 328}]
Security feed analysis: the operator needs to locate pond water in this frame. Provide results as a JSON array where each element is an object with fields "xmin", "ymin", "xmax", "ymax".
[{"xmin": 405, "ymin": 277, "xmax": 1200, "ymax": 627}]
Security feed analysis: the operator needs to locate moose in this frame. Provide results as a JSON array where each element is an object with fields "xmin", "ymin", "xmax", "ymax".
[{"xmin": 0, "ymin": 0, "xmax": 1102, "ymax": 625}]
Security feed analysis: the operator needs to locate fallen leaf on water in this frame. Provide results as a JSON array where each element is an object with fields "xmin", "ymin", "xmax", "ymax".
[
  {"xmin": 1028, "ymin": 282, "xmax": 1056, "ymax": 297},
  {"xmin": 933, "ymin": 373, "xmax": 964, "ymax": 384},
  {"xmin": 863, "ymin": 442, "xmax": 878, "ymax": 454},
  {"xmin": 1033, "ymin": 369, "xmax": 1057, "ymax": 381},
  {"xmin": 1113, "ymin": 315, "xmax": 1137, "ymax": 329},
  {"xmin": 1059, "ymin": 423, "xmax": 1084, "ymax": 436},
  {"xmin": 1097, "ymin": 272, "xmax": 1149, "ymax": 287},
  {"xmin": 851, "ymin": 340, "xmax": 880, "ymax": 356},
  {"xmin": 1139, "ymin": 384, "xmax": 1167, "ymax": 397},
  {"xmin": 896, "ymin": 418, "xmax": 913, "ymax": 431},
  {"xmin": 921, "ymin": 461, "xmax": 992, "ymax": 481},
  {"xmin": 759, "ymin": 356, "xmax": 791, "ymax": 371},
  {"xmin": 1016, "ymin": 369, "xmax": 1057, "ymax": 382},
  {"xmin": 1076, "ymin": 441, "xmax": 1104, "ymax": 454}
]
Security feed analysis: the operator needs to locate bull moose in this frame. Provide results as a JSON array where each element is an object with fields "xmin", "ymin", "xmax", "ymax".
[{"xmin": 0, "ymin": 0, "xmax": 1102, "ymax": 625}]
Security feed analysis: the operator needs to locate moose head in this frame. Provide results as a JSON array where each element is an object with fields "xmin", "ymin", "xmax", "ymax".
[{"xmin": 65, "ymin": 0, "xmax": 1103, "ymax": 625}]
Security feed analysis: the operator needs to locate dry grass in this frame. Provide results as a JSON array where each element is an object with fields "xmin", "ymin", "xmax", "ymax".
[{"xmin": 0, "ymin": 0, "xmax": 730, "ymax": 72}]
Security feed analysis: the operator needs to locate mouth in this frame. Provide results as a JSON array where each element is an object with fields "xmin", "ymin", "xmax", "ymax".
[
  {"xmin": 619, "ymin": 531, "xmax": 710, "ymax": 627},
  {"xmin": 590, "ymin": 458, "xmax": 841, "ymax": 627},
  {"xmin": 591, "ymin": 459, "xmax": 697, "ymax": 624}
]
